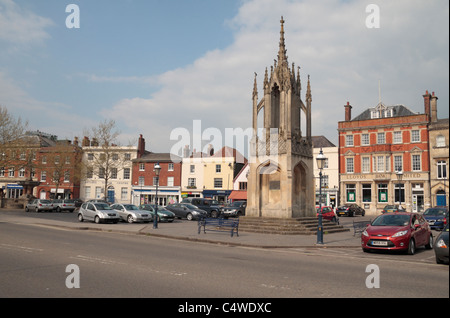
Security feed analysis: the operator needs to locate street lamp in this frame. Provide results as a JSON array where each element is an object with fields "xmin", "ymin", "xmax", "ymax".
[
  {"xmin": 396, "ymin": 170, "xmax": 403, "ymax": 210},
  {"xmin": 153, "ymin": 162, "xmax": 161, "ymax": 229},
  {"xmin": 316, "ymin": 148, "xmax": 326, "ymax": 245}
]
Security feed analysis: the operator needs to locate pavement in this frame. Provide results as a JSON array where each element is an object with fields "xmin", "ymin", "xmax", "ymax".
[{"xmin": 0, "ymin": 209, "xmax": 364, "ymax": 249}]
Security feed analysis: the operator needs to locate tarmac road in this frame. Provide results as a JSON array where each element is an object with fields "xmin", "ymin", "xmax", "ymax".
[{"xmin": 0, "ymin": 210, "xmax": 448, "ymax": 298}]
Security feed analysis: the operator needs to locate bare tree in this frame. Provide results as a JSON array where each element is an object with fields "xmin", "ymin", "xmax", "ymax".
[
  {"xmin": 0, "ymin": 105, "xmax": 28, "ymax": 168},
  {"xmin": 82, "ymin": 120, "xmax": 130, "ymax": 202}
]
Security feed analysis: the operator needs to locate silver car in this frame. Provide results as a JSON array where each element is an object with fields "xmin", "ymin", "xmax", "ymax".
[
  {"xmin": 78, "ymin": 202, "xmax": 120, "ymax": 224},
  {"xmin": 52, "ymin": 199, "xmax": 76, "ymax": 212},
  {"xmin": 25, "ymin": 199, "xmax": 53, "ymax": 212},
  {"xmin": 110, "ymin": 203, "xmax": 152, "ymax": 223}
]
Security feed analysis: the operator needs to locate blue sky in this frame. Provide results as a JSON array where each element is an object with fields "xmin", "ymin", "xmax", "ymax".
[{"xmin": 1, "ymin": 0, "xmax": 449, "ymax": 156}]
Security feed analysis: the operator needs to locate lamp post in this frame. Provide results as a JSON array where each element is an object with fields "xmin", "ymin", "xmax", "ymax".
[
  {"xmin": 153, "ymin": 162, "xmax": 161, "ymax": 229},
  {"xmin": 316, "ymin": 148, "xmax": 326, "ymax": 245},
  {"xmin": 396, "ymin": 170, "xmax": 403, "ymax": 210}
]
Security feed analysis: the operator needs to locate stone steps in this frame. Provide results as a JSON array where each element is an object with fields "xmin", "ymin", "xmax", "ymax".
[{"xmin": 238, "ymin": 216, "xmax": 350, "ymax": 235}]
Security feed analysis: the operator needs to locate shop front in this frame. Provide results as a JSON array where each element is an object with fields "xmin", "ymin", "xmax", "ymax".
[
  {"xmin": 133, "ymin": 187, "xmax": 180, "ymax": 206},
  {"xmin": 202, "ymin": 190, "xmax": 232, "ymax": 204}
]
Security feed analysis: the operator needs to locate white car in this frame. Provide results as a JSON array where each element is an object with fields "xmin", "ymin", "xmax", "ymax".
[
  {"xmin": 110, "ymin": 203, "xmax": 152, "ymax": 223},
  {"xmin": 78, "ymin": 202, "xmax": 120, "ymax": 224}
]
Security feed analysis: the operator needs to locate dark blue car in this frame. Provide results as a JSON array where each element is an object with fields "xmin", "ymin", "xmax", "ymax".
[{"xmin": 423, "ymin": 207, "xmax": 448, "ymax": 231}]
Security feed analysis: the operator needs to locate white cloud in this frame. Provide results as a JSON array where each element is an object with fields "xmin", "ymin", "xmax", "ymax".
[
  {"xmin": 0, "ymin": 0, "xmax": 54, "ymax": 47},
  {"xmin": 103, "ymin": 0, "xmax": 448, "ymax": 154}
]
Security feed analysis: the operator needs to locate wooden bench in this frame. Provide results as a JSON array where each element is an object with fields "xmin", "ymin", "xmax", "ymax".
[
  {"xmin": 198, "ymin": 217, "xmax": 239, "ymax": 237},
  {"xmin": 353, "ymin": 220, "xmax": 371, "ymax": 236}
]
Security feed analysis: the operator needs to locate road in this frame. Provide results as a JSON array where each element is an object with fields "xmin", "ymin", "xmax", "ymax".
[{"xmin": 0, "ymin": 219, "xmax": 448, "ymax": 300}]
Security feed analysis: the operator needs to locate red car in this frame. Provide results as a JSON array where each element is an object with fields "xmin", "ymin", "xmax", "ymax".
[
  {"xmin": 317, "ymin": 206, "xmax": 338, "ymax": 223},
  {"xmin": 361, "ymin": 212, "xmax": 433, "ymax": 255}
]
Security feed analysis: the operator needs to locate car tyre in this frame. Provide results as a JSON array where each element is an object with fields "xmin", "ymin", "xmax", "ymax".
[
  {"xmin": 407, "ymin": 239, "xmax": 415, "ymax": 255},
  {"xmin": 94, "ymin": 216, "xmax": 100, "ymax": 224},
  {"xmin": 35, "ymin": 207, "xmax": 39, "ymax": 213},
  {"xmin": 25, "ymin": 206, "xmax": 29, "ymax": 212},
  {"xmin": 186, "ymin": 213, "xmax": 193, "ymax": 221},
  {"xmin": 127, "ymin": 215, "xmax": 134, "ymax": 223},
  {"xmin": 425, "ymin": 234, "xmax": 433, "ymax": 250},
  {"xmin": 78, "ymin": 214, "xmax": 84, "ymax": 222},
  {"xmin": 211, "ymin": 210, "xmax": 219, "ymax": 218}
]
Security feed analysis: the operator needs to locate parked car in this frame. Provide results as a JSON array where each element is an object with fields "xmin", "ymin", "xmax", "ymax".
[
  {"xmin": 139, "ymin": 204, "xmax": 175, "ymax": 222},
  {"xmin": 78, "ymin": 202, "xmax": 120, "ymax": 224},
  {"xmin": 181, "ymin": 198, "xmax": 223, "ymax": 218},
  {"xmin": 316, "ymin": 206, "xmax": 338, "ymax": 223},
  {"xmin": 110, "ymin": 203, "xmax": 152, "ymax": 223},
  {"xmin": 165, "ymin": 203, "xmax": 207, "ymax": 220},
  {"xmin": 25, "ymin": 199, "xmax": 53, "ymax": 212},
  {"xmin": 423, "ymin": 207, "xmax": 449, "ymax": 231},
  {"xmin": 52, "ymin": 199, "xmax": 76, "ymax": 212},
  {"xmin": 361, "ymin": 212, "xmax": 433, "ymax": 255},
  {"xmin": 434, "ymin": 223, "xmax": 449, "ymax": 264},
  {"xmin": 87, "ymin": 199, "xmax": 110, "ymax": 205},
  {"xmin": 222, "ymin": 201, "xmax": 247, "ymax": 218},
  {"xmin": 336, "ymin": 204, "xmax": 365, "ymax": 217},
  {"xmin": 73, "ymin": 198, "xmax": 84, "ymax": 207},
  {"xmin": 381, "ymin": 204, "xmax": 406, "ymax": 214}
]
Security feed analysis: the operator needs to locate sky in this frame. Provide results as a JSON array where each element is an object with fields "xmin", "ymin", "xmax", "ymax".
[{"xmin": 1, "ymin": 0, "xmax": 448, "ymax": 158}]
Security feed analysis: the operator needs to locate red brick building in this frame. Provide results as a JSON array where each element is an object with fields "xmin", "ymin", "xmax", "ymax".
[
  {"xmin": 35, "ymin": 138, "xmax": 82, "ymax": 200},
  {"xmin": 338, "ymin": 92, "xmax": 433, "ymax": 215},
  {"xmin": 1, "ymin": 131, "xmax": 81, "ymax": 201},
  {"xmin": 131, "ymin": 135, "xmax": 182, "ymax": 206}
]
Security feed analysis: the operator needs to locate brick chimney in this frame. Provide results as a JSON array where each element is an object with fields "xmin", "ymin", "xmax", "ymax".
[
  {"xmin": 82, "ymin": 136, "xmax": 90, "ymax": 147},
  {"xmin": 430, "ymin": 91, "xmax": 438, "ymax": 123},
  {"xmin": 344, "ymin": 102, "xmax": 352, "ymax": 121},
  {"xmin": 137, "ymin": 134, "xmax": 145, "ymax": 158},
  {"xmin": 423, "ymin": 90, "xmax": 431, "ymax": 119}
]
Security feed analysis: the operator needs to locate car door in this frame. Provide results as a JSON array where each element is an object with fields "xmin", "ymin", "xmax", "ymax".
[
  {"xmin": 112, "ymin": 204, "xmax": 125, "ymax": 220},
  {"xmin": 86, "ymin": 203, "xmax": 96, "ymax": 220},
  {"xmin": 417, "ymin": 215, "xmax": 429, "ymax": 246},
  {"xmin": 411, "ymin": 214, "xmax": 425, "ymax": 246},
  {"xmin": 171, "ymin": 204, "xmax": 184, "ymax": 218}
]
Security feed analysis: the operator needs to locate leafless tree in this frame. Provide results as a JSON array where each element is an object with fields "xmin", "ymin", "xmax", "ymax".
[{"xmin": 82, "ymin": 120, "xmax": 131, "ymax": 201}]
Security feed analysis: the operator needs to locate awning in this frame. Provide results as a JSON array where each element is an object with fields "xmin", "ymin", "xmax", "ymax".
[{"xmin": 228, "ymin": 190, "xmax": 247, "ymax": 201}]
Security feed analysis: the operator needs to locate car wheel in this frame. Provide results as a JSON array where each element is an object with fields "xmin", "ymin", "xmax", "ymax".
[
  {"xmin": 94, "ymin": 216, "xmax": 100, "ymax": 224},
  {"xmin": 186, "ymin": 213, "xmax": 193, "ymax": 221},
  {"xmin": 25, "ymin": 206, "xmax": 29, "ymax": 212},
  {"xmin": 407, "ymin": 239, "xmax": 415, "ymax": 255},
  {"xmin": 78, "ymin": 214, "xmax": 84, "ymax": 222},
  {"xmin": 127, "ymin": 215, "xmax": 134, "ymax": 223},
  {"xmin": 211, "ymin": 210, "xmax": 219, "ymax": 218},
  {"xmin": 425, "ymin": 234, "xmax": 433, "ymax": 249},
  {"xmin": 35, "ymin": 207, "xmax": 39, "ymax": 213}
]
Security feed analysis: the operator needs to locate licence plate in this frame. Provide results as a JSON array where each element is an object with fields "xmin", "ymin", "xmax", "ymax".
[{"xmin": 371, "ymin": 240, "xmax": 388, "ymax": 246}]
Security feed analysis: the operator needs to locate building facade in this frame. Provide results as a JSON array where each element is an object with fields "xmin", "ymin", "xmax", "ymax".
[
  {"xmin": 131, "ymin": 152, "xmax": 182, "ymax": 206},
  {"xmin": 427, "ymin": 92, "xmax": 449, "ymax": 207},
  {"xmin": 181, "ymin": 145, "xmax": 246, "ymax": 203},
  {"xmin": 0, "ymin": 131, "xmax": 81, "ymax": 201},
  {"xmin": 338, "ymin": 94, "xmax": 433, "ymax": 215},
  {"xmin": 80, "ymin": 136, "xmax": 138, "ymax": 204},
  {"xmin": 312, "ymin": 136, "xmax": 339, "ymax": 209}
]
